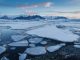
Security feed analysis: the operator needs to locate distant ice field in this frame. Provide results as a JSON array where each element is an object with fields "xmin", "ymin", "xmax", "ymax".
[{"xmin": 0, "ymin": 20, "xmax": 80, "ymax": 42}]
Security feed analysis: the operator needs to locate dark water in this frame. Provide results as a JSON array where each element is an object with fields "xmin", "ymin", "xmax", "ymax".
[
  {"xmin": 0, "ymin": 29, "xmax": 27, "ymax": 60},
  {"xmin": 0, "ymin": 29, "xmax": 80, "ymax": 60}
]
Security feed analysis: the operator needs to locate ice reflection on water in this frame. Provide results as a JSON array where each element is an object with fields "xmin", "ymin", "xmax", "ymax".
[{"xmin": 0, "ymin": 28, "xmax": 25, "ymax": 45}]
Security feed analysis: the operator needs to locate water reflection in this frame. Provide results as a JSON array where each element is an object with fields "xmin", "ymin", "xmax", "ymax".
[
  {"xmin": 0, "ymin": 29, "xmax": 14, "ymax": 45},
  {"xmin": 0, "ymin": 28, "xmax": 24, "ymax": 45}
]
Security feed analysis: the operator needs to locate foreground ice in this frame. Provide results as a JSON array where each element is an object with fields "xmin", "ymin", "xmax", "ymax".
[
  {"xmin": 19, "ymin": 53, "xmax": 27, "ymax": 60},
  {"xmin": 8, "ymin": 40, "xmax": 28, "ymax": 47},
  {"xmin": 40, "ymin": 41, "xmax": 47, "ymax": 45},
  {"xmin": 11, "ymin": 35, "xmax": 26, "ymax": 41},
  {"xmin": 27, "ymin": 25, "xmax": 79, "ymax": 42},
  {"xmin": 1, "ymin": 56, "xmax": 9, "ymax": 60},
  {"xmin": 0, "ymin": 46, "xmax": 6, "ymax": 54},
  {"xmin": 47, "ymin": 44, "xmax": 65, "ymax": 52},
  {"xmin": 74, "ymin": 45, "xmax": 80, "ymax": 48},
  {"xmin": 25, "ymin": 47, "xmax": 46, "ymax": 55},
  {"xmin": 29, "ymin": 38, "xmax": 43, "ymax": 44},
  {"xmin": 29, "ymin": 44, "xmax": 35, "ymax": 47}
]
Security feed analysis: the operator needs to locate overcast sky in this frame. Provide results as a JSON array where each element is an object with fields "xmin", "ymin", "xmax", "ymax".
[{"xmin": 0, "ymin": 0, "xmax": 80, "ymax": 18}]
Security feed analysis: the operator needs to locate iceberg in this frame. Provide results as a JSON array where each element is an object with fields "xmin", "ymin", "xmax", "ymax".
[
  {"xmin": 11, "ymin": 35, "xmax": 26, "ymax": 41},
  {"xmin": 8, "ymin": 40, "xmax": 28, "ymax": 47},
  {"xmin": 29, "ymin": 38, "xmax": 43, "ymax": 44},
  {"xmin": 27, "ymin": 25, "xmax": 79, "ymax": 42},
  {"xmin": 47, "ymin": 44, "xmax": 65, "ymax": 52},
  {"xmin": 25, "ymin": 47, "xmax": 46, "ymax": 55}
]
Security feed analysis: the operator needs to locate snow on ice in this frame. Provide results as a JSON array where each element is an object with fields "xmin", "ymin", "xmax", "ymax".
[
  {"xmin": 74, "ymin": 45, "xmax": 80, "ymax": 48},
  {"xmin": 27, "ymin": 25, "xmax": 79, "ymax": 42},
  {"xmin": 0, "ymin": 21, "xmax": 46, "ymax": 29},
  {"xmin": 19, "ymin": 53, "xmax": 27, "ymax": 60},
  {"xmin": 29, "ymin": 38, "xmax": 43, "ymax": 44},
  {"xmin": 25, "ymin": 47, "xmax": 46, "ymax": 55},
  {"xmin": 11, "ymin": 35, "xmax": 26, "ymax": 41},
  {"xmin": 40, "ymin": 41, "xmax": 47, "ymax": 45},
  {"xmin": 47, "ymin": 44, "xmax": 65, "ymax": 52},
  {"xmin": 8, "ymin": 40, "xmax": 28, "ymax": 47}
]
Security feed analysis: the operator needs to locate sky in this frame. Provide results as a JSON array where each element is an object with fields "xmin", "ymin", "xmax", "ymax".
[{"xmin": 0, "ymin": 0, "xmax": 80, "ymax": 18}]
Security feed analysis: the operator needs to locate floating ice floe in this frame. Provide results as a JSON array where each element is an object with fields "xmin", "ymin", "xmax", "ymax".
[
  {"xmin": 74, "ymin": 45, "xmax": 80, "ymax": 48},
  {"xmin": 47, "ymin": 44, "xmax": 65, "ymax": 52},
  {"xmin": 29, "ymin": 44, "xmax": 35, "ymax": 47},
  {"xmin": 19, "ymin": 53, "xmax": 27, "ymax": 60},
  {"xmin": 0, "ymin": 46, "xmax": 6, "ymax": 54},
  {"xmin": 1, "ymin": 56, "xmax": 9, "ymax": 60},
  {"xmin": 27, "ymin": 25, "xmax": 79, "ymax": 42},
  {"xmin": 25, "ymin": 47, "xmax": 46, "ymax": 55},
  {"xmin": 74, "ymin": 43, "xmax": 80, "ymax": 45},
  {"xmin": 40, "ymin": 41, "xmax": 47, "ymax": 45},
  {"xmin": 2, "ymin": 44, "xmax": 7, "ymax": 47},
  {"xmin": 8, "ymin": 40, "xmax": 28, "ymax": 47},
  {"xmin": 10, "ymin": 47, "xmax": 16, "ymax": 50},
  {"xmin": 11, "ymin": 35, "xmax": 26, "ymax": 41},
  {"xmin": 29, "ymin": 38, "xmax": 43, "ymax": 44}
]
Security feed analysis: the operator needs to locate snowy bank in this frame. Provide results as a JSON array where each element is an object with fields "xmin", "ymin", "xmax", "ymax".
[{"xmin": 27, "ymin": 25, "xmax": 79, "ymax": 42}]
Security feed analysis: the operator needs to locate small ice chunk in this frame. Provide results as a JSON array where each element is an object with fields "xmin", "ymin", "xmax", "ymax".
[
  {"xmin": 29, "ymin": 44, "xmax": 35, "ymax": 47},
  {"xmin": 11, "ymin": 35, "xmax": 26, "ymax": 41},
  {"xmin": 8, "ymin": 40, "xmax": 28, "ymax": 47},
  {"xmin": 74, "ymin": 45, "xmax": 80, "ymax": 48},
  {"xmin": 0, "ymin": 46, "xmax": 6, "ymax": 54},
  {"xmin": 2, "ymin": 44, "xmax": 7, "ymax": 47},
  {"xmin": 25, "ymin": 47, "xmax": 46, "ymax": 55},
  {"xmin": 47, "ymin": 44, "xmax": 65, "ymax": 52},
  {"xmin": 1, "ymin": 56, "xmax": 9, "ymax": 60},
  {"xmin": 19, "ymin": 53, "xmax": 27, "ymax": 60},
  {"xmin": 29, "ymin": 38, "xmax": 43, "ymax": 44},
  {"xmin": 74, "ymin": 43, "xmax": 80, "ymax": 45},
  {"xmin": 40, "ymin": 41, "xmax": 47, "ymax": 45},
  {"xmin": 10, "ymin": 47, "xmax": 16, "ymax": 50}
]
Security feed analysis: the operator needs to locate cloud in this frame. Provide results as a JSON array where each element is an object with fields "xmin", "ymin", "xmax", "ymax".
[
  {"xmin": 69, "ymin": 0, "xmax": 80, "ymax": 5},
  {"xmin": 72, "ymin": 0, "xmax": 80, "ymax": 2},
  {"xmin": 53, "ymin": 11, "xmax": 80, "ymax": 14},
  {"xmin": 19, "ymin": 2, "xmax": 53, "ymax": 9},
  {"xmin": 25, "ymin": 10, "xmax": 38, "ymax": 15},
  {"xmin": 42, "ymin": 2, "xmax": 53, "ymax": 8},
  {"xmin": 40, "ymin": 11, "xmax": 80, "ymax": 19}
]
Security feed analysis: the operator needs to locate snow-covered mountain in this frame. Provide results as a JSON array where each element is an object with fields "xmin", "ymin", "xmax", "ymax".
[
  {"xmin": 0, "ymin": 16, "xmax": 10, "ymax": 20},
  {"xmin": 54, "ymin": 16, "xmax": 68, "ymax": 20},
  {"xmin": 0, "ymin": 15, "xmax": 45, "ymax": 20},
  {"xmin": 14, "ymin": 15, "xmax": 45, "ymax": 20},
  {"xmin": 44, "ymin": 16, "xmax": 68, "ymax": 20}
]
